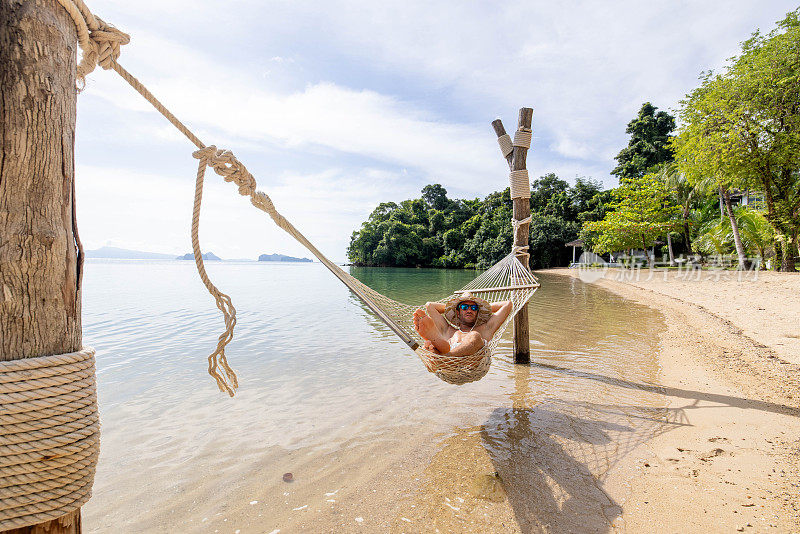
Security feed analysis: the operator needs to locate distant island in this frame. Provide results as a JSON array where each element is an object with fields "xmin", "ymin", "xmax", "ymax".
[
  {"xmin": 178, "ymin": 252, "xmax": 221, "ymax": 261},
  {"xmin": 258, "ymin": 253, "xmax": 312, "ymax": 263},
  {"xmin": 84, "ymin": 247, "xmax": 310, "ymax": 262},
  {"xmin": 84, "ymin": 247, "xmax": 176, "ymax": 260}
]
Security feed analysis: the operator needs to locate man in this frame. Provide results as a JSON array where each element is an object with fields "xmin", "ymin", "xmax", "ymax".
[{"xmin": 412, "ymin": 292, "xmax": 513, "ymax": 356}]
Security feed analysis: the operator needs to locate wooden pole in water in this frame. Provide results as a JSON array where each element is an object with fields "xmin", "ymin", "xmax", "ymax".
[
  {"xmin": 492, "ymin": 108, "xmax": 533, "ymax": 364},
  {"xmin": 1, "ymin": 1, "xmax": 84, "ymax": 532}
]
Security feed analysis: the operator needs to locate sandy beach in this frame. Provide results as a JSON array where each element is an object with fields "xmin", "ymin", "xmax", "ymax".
[{"xmin": 539, "ymin": 267, "xmax": 800, "ymax": 532}]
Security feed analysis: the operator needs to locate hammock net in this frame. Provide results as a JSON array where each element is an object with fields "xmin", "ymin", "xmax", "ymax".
[{"xmin": 342, "ymin": 253, "xmax": 540, "ymax": 385}]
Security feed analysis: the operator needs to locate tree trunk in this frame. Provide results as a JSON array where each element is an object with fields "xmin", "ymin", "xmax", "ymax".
[
  {"xmin": 781, "ymin": 233, "xmax": 797, "ymax": 272},
  {"xmin": 682, "ymin": 206, "xmax": 693, "ymax": 254},
  {"xmin": 1, "ymin": 0, "xmax": 84, "ymax": 532},
  {"xmin": 666, "ymin": 232, "xmax": 675, "ymax": 266},
  {"xmin": 773, "ymin": 236, "xmax": 784, "ymax": 271},
  {"xmin": 721, "ymin": 187, "xmax": 747, "ymax": 270}
]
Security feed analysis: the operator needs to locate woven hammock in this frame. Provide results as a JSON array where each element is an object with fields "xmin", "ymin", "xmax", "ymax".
[{"xmin": 342, "ymin": 253, "xmax": 539, "ymax": 385}]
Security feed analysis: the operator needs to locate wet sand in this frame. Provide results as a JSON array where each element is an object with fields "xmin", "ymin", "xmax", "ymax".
[{"xmin": 540, "ymin": 268, "xmax": 800, "ymax": 532}]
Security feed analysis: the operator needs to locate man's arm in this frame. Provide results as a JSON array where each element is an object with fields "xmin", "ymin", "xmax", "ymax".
[
  {"xmin": 482, "ymin": 300, "xmax": 513, "ymax": 338},
  {"xmin": 490, "ymin": 302, "xmax": 507, "ymax": 313},
  {"xmin": 425, "ymin": 301, "xmax": 452, "ymax": 334}
]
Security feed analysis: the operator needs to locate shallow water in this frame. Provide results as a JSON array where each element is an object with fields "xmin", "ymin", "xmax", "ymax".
[{"xmin": 81, "ymin": 260, "xmax": 670, "ymax": 533}]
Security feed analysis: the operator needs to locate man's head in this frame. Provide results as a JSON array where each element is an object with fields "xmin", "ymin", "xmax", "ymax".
[
  {"xmin": 457, "ymin": 300, "xmax": 479, "ymax": 327},
  {"xmin": 443, "ymin": 292, "xmax": 491, "ymax": 328}
]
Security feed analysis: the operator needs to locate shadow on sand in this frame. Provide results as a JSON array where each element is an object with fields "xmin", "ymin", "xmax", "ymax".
[
  {"xmin": 477, "ymin": 360, "xmax": 687, "ymax": 533},
  {"xmin": 398, "ymin": 363, "xmax": 687, "ymax": 533}
]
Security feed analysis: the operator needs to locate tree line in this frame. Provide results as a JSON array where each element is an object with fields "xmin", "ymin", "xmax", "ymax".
[
  {"xmin": 349, "ymin": 8, "xmax": 799, "ymax": 272},
  {"xmin": 584, "ymin": 8, "xmax": 799, "ymax": 272},
  {"xmin": 347, "ymin": 178, "xmax": 610, "ymax": 269}
]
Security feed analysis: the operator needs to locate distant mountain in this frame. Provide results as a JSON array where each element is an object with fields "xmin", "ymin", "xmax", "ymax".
[
  {"xmin": 178, "ymin": 252, "xmax": 222, "ymax": 261},
  {"xmin": 258, "ymin": 253, "xmax": 313, "ymax": 263},
  {"xmin": 84, "ymin": 246, "xmax": 175, "ymax": 260}
]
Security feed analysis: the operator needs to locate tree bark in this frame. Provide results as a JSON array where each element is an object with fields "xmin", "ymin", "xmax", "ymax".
[
  {"xmin": 1, "ymin": 0, "xmax": 83, "ymax": 532},
  {"xmin": 666, "ymin": 232, "xmax": 675, "ymax": 266},
  {"xmin": 721, "ymin": 187, "xmax": 747, "ymax": 270},
  {"xmin": 683, "ymin": 220, "xmax": 693, "ymax": 255},
  {"xmin": 781, "ymin": 234, "xmax": 797, "ymax": 272}
]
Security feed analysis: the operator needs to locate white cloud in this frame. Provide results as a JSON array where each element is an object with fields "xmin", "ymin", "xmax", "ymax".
[
  {"xmin": 76, "ymin": 164, "xmax": 414, "ymax": 262},
  {"xmin": 81, "ymin": 29, "xmax": 501, "ymax": 188},
  {"xmin": 74, "ymin": 0, "xmax": 798, "ymax": 257}
]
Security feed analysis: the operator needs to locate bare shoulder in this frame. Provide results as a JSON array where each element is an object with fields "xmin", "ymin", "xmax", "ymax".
[{"xmin": 474, "ymin": 324, "xmax": 494, "ymax": 339}]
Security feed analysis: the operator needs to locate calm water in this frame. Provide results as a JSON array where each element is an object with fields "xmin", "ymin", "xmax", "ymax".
[{"xmin": 81, "ymin": 260, "xmax": 669, "ymax": 533}]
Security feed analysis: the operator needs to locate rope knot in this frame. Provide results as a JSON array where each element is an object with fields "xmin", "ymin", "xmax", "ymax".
[
  {"xmin": 91, "ymin": 17, "xmax": 130, "ymax": 70},
  {"xmin": 193, "ymin": 146, "xmax": 256, "ymax": 197},
  {"xmin": 75, "ymin": 14, "xmax": 130, "ymax": 81},
  {"xmin": 192, "ymin": 145, "xmax": 219, "ymax": 162}
]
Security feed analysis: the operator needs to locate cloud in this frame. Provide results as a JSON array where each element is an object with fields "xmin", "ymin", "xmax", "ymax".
[
  {"xmin": 76, "ymin": 163, "xmax": 416, "ymax": 262},
  {"xmin": 76, "ymin": 0, "xmax": 798, "ymax": 256},
  {"xmin": 81, "ymin": 29, "xmax": 501, "ymax": 191}
]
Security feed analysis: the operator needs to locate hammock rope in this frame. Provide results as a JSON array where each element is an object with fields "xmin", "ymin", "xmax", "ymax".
[
  {"xmin": 0, "ymin": 1, "xmax": 540, "ymax": 529},
  {"xmin": 55, "ymin": 0, "xmax": 540, "ymax": 392}
]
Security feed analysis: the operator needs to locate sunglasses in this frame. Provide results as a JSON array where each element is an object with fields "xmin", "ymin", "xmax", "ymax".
[{"xmin": 458, "ymin": 303, "xmax": 479, "ymax": 311}]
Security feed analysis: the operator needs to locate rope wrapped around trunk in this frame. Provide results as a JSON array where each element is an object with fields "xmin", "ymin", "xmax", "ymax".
[{"xmin": 0, "ymin": 348, "xmax": 100, "ymax": 530}]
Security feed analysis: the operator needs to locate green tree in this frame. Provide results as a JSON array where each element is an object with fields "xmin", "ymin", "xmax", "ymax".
[
  {"xmin": 421, "ymin": 184, "xmax": 450, "ymax": 211},
  {"xmin": 612, "ymin": 102, "xmax": 676, "ymax": 182},
  {"xmin": 348, "ymin": 178, "xmax": 612, "ymax": 269},
  {"xmin": 583, "ymin": 173, "xmax": 680, "ymax": 266},
  {"xmin": 674, "ymin": 9, "xmax": 800, "ymax": 271}
]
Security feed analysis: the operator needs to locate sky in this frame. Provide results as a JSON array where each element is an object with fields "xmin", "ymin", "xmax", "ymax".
[{"xmin": 74, "ymin": 1, "xmax": 798, "ymax": 263}]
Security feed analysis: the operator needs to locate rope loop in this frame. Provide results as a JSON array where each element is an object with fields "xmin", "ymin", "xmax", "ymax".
[
  {"xmin": 511, "ymin": 217, "xmax": 532, "ymax": 262},
  {"xmin": 513, "ymin": 129, "xmax": 532, "ymax": 149},
  {"xmin": 57, "ymin": 0, "xmax": 130, "ymax": 83},
  {"xmin": 497, "ymin": 134, "xmax": 513, "ymax": 157},
  {"xmin": 509, "ymin": 169, "xmax": 530, "ymax": 199},
  {"xmin": 513, "ymin": 245, "xmax": 530, "ymax": 259},
  {"xmin": 510, "ymin": 215, "xmax": 532, "ymax": 230},
  {"xmin": 89, "ymin": 17, "xmax": 130, "ymax": 70},
  {"xmin": 0, "ymin": 348, "xmax": 100, "ymax": 530}
]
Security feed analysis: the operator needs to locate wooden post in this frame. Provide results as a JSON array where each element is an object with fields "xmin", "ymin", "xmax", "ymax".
[
  {"xmin": 492, "ymin": 108, "xmax": 533, "ymax": 364},
  {"xmin": 1, "ymin": 1, "xmax": 84, "ymax": 532}
]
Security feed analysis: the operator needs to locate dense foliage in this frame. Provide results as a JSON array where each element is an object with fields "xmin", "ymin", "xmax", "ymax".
[
  {"xmin": 673, "ymin": 9, "xmax": 800, "ymax": 271},
  {"xmin": 347, "ymin": 177, "xmax": 610, "ymax": 269},
  {"xmin": 611, "ymin": 102, "xmax": 676, "ymax": 182},
  {"xmin": 582, "ymin": 172, "xmax": 680, "ymax": 265}
]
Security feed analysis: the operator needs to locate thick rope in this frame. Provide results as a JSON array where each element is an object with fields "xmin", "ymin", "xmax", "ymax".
[
  {"xmin": 0, "ymin": 348, "xmax": 100, "ymax": 530},
  {"xmin": 513, "ymin": 129, "xmax": 532, "ymax": 149},
  {"xmin": 191, "ymin": 149, "xmax": 240, "ymax": 396},
  {"xmin": 511, "ymin": 216, "xmax": 532, "ymax": 262},
  {"xmin": 509, "ymin": 169, "xmax": 531, "ymax": 199},
  {"xmin": 496, "ymin": 134, "xmax": 513, "ymax": 157}
]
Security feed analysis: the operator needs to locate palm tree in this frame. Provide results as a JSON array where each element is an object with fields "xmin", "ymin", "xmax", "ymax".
[
  {"xmin": 658, "ymin": 164, "xmax": 717, "ymax": 256},
  {"xmin": 734, "ymin": 207, "xmax": 774, "ymax": 265},
  {"xmin": 658, "ymin": 164, "xmax": 695, "ymax": 254}
]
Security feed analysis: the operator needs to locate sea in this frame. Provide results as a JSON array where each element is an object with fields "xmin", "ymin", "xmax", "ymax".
[{"xmin": 80, "ymin": 259, "xmax": 669, "ymax": 533}]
